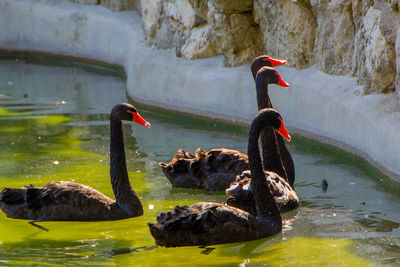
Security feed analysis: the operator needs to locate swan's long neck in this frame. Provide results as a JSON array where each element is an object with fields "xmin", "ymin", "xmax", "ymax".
[
  {"xmin": 248, "ymin": 114, "xmax": 282, "ymax": 224},
  {"xmin": 110, "ymin": 119, "xmax": 143, "ymax": 216},
  {"xmin": 256, "ymin": 76, "xmax": 287, "ymax": 179},
  {"xmin": 256, "ymin": 76, "xmax": 271, "ymax": 110}
]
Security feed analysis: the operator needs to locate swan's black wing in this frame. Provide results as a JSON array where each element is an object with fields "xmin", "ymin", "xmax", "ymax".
[
  {"xmin": 192, "ymin": 148, "xmax": 249, "ymax": 191},
  {"xmin": 226, "ymin": 170, "xmax": 299, "ymax": 214},
  {"xmin": 0, "ymin": 181, "xmax": 116, "ymax": 221},
  {"xmin": 148, "ymin": 202, "xmax": 271, "ymax": 247},
  {"xmin": 159, "ymin": 148, "xmax": 249, "ymax": 190}
]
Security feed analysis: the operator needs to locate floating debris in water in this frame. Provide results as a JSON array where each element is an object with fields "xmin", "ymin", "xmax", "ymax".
[
  {"xmin": 23, "ymin": 93, "xmax": 28, "ymax": 98},
  {"xmin": 321, "ymin": 179, "xmax": 328, "ymax": 193},
  {"xmin": 149, "ymin": 204, "xmax": 154, "ymax": 210},
  {"xmin": 7, "ymin": 81, "xmax": 15, "ymax": 86},
  {"xmin": 52, "ymin": 160, "xmax": 60, "ymax": 165}
]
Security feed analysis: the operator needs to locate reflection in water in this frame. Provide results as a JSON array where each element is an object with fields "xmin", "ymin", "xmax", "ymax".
[{"xmin": 0, "ymin": 58, "xmax": 399, "ymax": 265}]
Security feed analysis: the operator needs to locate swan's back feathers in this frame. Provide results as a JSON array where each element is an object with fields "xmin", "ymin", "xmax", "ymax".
[
  {"xmin": 160, "ymin": 148, "xmax": 249, "ymax": 191},
  {"xmin": 148, "ymin": 202, "xmax": 272, "ymax": 247},
  {"xmin": 226, "ymin": 170, "xmax": 299, "ymax": 214},
  {"xmin": 202, "ymin": 148, "xmax": 248, "ymax": 173}
]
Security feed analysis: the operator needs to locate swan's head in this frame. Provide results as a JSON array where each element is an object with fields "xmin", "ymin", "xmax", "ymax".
[
  {"xmin": 251, "ymin": 55, "xmax": 287, "ymax": 79},
  {"xmin": 274, "ymin": 113, "xmax": 291, "ymax": 142},
  {"xmin": 255, "ymin": 66, "xmax": 290, "ymax": 88},
  {"xmin": 111, "ymin": 103, "xmax": 151, "ymax": 128},
  {"xmin": 259, "ymin": 108, "xmax": 291, "ymax": 142}
]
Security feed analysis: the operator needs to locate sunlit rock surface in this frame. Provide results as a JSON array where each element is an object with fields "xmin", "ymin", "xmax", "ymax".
[
  {"xmin": 396, "ymin": 27, "xmax": 400, "ymax": 99},
  {"xmin": 311, "ymin": 0, "xmax": 354, "ymax": 75},
  {"xmin": 138, "ymin": 0, "xmax": 400, "ymax": 94},
  {"xmin": 353, "ymin": 3, "xmax": 397, "ymax": 94},
  {"xmin": 253, "ymin": 0, "xmax": 316, "ymax": 69},
  {"xmin": 141, "ymin": 0, "xmax": 262, "ymax": 66}
]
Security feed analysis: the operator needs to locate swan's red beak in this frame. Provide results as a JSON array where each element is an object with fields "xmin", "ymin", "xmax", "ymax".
[
  {"xmin": 276, "ymin": 119, "xmax": 291, "ymax": 142},
  {"xmin": 132, "ymin": 112, "xmax": 151, "ymax": 128},
  {"xmin": 267, "ymin": 57, "xmax": 287, "ymax": 67},
  {"xmin": 276, "ymin": 72, "xmax": 290, "ymax": 88}
]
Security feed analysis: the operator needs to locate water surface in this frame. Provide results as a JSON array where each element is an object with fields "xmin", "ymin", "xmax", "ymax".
[{"xmin": 0, "ymin": 58, "xmax": 399, "ymax": 266}]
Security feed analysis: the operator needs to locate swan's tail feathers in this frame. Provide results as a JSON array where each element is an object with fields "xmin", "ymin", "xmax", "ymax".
[
  {"xmin": 159, "ymin": 162, "xmax": 169, "ymax": 170},
  {"xmin": 148, "ymin": 205, "xmax": 199, "ymax": 247},
  {"xmin": 159, "ymin": 159, "xmax": 199, "ymax": 188},
  {"xmin": 0, "ymin": 188, "xmax": 31, "ymax": 219},
  {"xmin": 0, "ymin": 188, "xmax": 26, "ymax": 205},
  {"xmin": 159, "ymin": 162, "xmax": 173, "ymax": 180},
  {"xmin": 148, "ymin": 222, "xmax": 166, "ymax": 246}
]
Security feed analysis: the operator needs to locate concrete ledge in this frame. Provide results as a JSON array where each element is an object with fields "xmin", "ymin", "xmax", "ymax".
[{"xmin": 1, "ymin": 0, "xmax": 400, "ymax": 182}]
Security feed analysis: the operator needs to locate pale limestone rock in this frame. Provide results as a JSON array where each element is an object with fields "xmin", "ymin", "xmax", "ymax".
[
  {"xmin": 167, "ymin": 0, "xmax": 198, "ymax": 29},
  {"xmin": 211, "ymin": 0, "xmax": 253, "ymax": 13},
  {"xmin": 395, "ymin": 26, "xmax": 400, "ymax": 100},
  {"xmin": 141, "ymin": 0, "xmax": 204, "ymax": 49},
  {"xmin": 141, "ymin": 0, "xmax": 261, "ymax": 66},
  {"xmin": 254, "ymin": 0, "xmax": 316, "ymax": 69},
  {"xmin": 189, "ymin": 0, "xmax": 208, "ymax": 21},
  {"xmin": 180, "ymin": 25, "xmax": 220, "ymax": 59},
  {"xmin": 353, "ymin": 6, "xmax": 396, "ymax": 94},
  {"xmin": 311, "ymin": 0, "xmax": 354, "ymax": 75},
  {"xmin": 141, "ymin": 0, "xmax": 177, "ymax": 49},
  {"xmin": 141, "ymin": 0, "xmax": 161, "ymax": 42},
  {"xmin": 209, "ymin": 8, "xmax": 263, "ymax": 67}
]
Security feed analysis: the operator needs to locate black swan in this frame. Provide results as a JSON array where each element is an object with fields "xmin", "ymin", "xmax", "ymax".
[
  {"xmin": 148, "ymin": 108, "xmax": 290, "ymax": 247},
  {"xmin": 0, "ymin": 103, "xmax": 150, "ymax": 221},
  {"xmin": 159, "ymin": 61, "xmax": 289, "ymax": 191},
  {"xmin": 252, "ymin": 56, "xmax": 295, "ymax": 187},
  {"xmin": 226, "ymin": 64, "xmax": 299, "ymax": 214}
]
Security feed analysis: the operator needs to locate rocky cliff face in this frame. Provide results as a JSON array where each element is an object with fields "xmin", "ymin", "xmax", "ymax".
[
  {"xmin": 140, "ymin": 0, "xmax": 263, "ymax": 67},
  {"xmin": 71, "ymin": 0, "xmax": 399, "ymax": 95}
]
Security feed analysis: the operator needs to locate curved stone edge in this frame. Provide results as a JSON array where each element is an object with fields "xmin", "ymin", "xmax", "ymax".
[{"xmin": 1, "ymin": 0, "xmax": 400, "ymax": 183}]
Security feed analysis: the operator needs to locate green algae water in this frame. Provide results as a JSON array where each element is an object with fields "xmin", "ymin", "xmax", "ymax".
[{"xmin": 0, "ymin": 58, "xmax": 399, "ymax": 266}]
